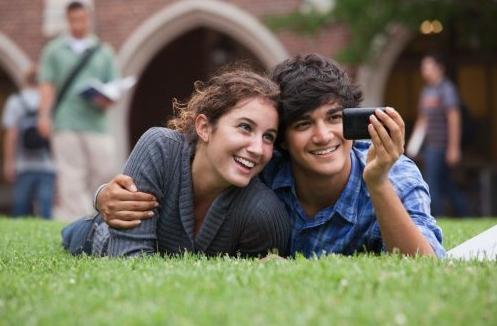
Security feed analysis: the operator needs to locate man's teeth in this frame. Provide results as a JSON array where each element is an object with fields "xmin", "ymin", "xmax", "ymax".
[
  {"xmin": 234, "ymin": 156, "xmax": 255, "ymax": 168},
  {"xmin": 312, "ymin": 146, "xmax": 339, "ymax": 155}
]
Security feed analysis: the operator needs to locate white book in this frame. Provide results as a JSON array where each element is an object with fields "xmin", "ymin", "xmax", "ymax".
[
  {"xmin": 79, "ymin": 76, "xmax": 136, "ymax": 102},
  {"xmin": 447, "ymin": 224, "xmax": 497, "ymax": 261},
  {"xmin": 406, "ymin": 125, "xmax": 426, "ymax": 158}
]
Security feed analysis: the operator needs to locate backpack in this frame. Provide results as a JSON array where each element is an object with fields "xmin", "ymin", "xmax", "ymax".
[{"xmin": 17, "ymin": 95, "xmax": 50, "ymax": 151}]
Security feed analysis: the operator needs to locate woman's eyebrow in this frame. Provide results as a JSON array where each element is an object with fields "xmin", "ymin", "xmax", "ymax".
[{"xmin": 239, "ymin": 117, "xmax": 277, "ymax": 133}]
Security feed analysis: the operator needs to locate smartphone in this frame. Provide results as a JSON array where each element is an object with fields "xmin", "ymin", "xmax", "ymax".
[{"xmin": 342, "ymin": 107, "xmax": 385, "ymax": 140}]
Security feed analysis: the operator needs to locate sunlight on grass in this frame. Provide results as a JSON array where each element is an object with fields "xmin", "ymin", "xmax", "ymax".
[{"xmin": 1, "ymin": 217, "xmax": 496, "ymax": 325}]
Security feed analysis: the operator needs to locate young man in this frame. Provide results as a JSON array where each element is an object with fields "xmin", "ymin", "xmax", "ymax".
[
  {"xmin": 38, "ymin": 1, "xmax": 119, "ymax": 221},
  {"xmin": 92, "ymin": 54, "xmax": 444, "ymax": 257},
  {"xmin": 410, "ymin": 53, "xmax": 469, "ymax": 217}
]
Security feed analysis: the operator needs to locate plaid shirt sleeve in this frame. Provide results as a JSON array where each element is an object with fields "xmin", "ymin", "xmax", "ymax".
[
  {"xmin": 387, "ymin": 158, "xmax": 446, "ymax": 258},
  {"xmin": 401, "ymin": 185, "xmax": 446, "ymax": 258}
]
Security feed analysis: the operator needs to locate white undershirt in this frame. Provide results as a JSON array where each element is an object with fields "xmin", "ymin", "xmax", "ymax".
[{"xmin": 67, "ymin": 36, "xmax": 92, "ymax": 54}]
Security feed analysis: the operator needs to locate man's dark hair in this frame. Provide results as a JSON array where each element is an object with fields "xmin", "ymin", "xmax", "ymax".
[
  {"xmin": 423, "ymin": 52, "xmax": 447, "ymax": 70},
  {"xmin": 66, "ymin": 1, "xmax": 86, "ymax": 14},
  {"xmin": 271, "ymin": 53, "xmax": 362, "ymax": 145}
]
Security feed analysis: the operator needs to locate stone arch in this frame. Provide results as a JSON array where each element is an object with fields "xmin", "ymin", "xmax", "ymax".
[
  {"xmin": 356, "ymin": 25, "xmax": 414, "ymax": 106},
  {"xmin": 0, "ymin": 33, "xmax": 32, "ymax": 87},
  {"xmin": 111, "ymin": 0, "xmax": 289, "ymax": 164}
]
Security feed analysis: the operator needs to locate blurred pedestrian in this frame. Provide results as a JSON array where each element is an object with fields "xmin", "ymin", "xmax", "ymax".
[
  {"xmin": 410, "ymin": 53, "xmax": 469, "ymax": 217},
  {"xmin": 37, "ymin": 1, "xmax": 119, "ymax": 221},
  {"xmin": 2, "ymin": 66, "xmax": 56, "ymax": 218}
]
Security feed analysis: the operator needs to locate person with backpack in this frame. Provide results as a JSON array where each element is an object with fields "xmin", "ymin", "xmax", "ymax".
[
  {"xmin": 410, "ymin": 53, "xmax": 470, "ymax": 217},
  {"xmin": 37, "ymin": 1, "xmax": 119, "ymax": 221},
  {"xmin": 2, "ymin": 66, "xmax": 56, "ymax": 218}
]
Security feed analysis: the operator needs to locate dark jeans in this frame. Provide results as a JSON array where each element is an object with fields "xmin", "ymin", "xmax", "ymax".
[
  {"xmin": 12, "ymin": 171, "xmax": 55, "ymax": 219},
  {"xmin": 61, "ymin": 215, "xmax": 99, "ymax": 255},
  {"xmin": 422, "ymin": 147, "xmax": 470, "ymax": 217}
]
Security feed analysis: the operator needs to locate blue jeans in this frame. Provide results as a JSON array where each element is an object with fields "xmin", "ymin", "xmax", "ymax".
[
  {"xmin": 61, "ymin": 215, "xmax": 100, "ymax": 255},
  {"xmin": 12, "ymin": 171, "xmax": 55, "ymax": 219},
  {"xmin": 422, "ymin": 147, "xmax": 469, "ymax": 217}
]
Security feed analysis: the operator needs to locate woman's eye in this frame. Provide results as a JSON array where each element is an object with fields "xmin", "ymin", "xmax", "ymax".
[
  {"xmin": 238, "ymin": 123, "xmax": 252, "ymax": 132},
  {"xmin": 263, "ymin": 133, "xmax": 276, "ymax": 144}
]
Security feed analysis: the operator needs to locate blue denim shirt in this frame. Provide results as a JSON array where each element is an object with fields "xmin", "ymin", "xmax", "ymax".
[{"xmin": 262, "ymin": 141, "xmax": 445, "ymax": 258}]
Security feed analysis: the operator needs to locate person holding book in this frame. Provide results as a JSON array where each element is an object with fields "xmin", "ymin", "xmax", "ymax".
[
  {"xmin": 37, "ymin": 1, "xmax": 119, "ymax": 221},
  {"xmin": 92, "ymin": 54, "xmax": 445, "ymax": 258},
  {"xmin": 61, "ymin": 69, "xmax": 291, "ymax": 257}
]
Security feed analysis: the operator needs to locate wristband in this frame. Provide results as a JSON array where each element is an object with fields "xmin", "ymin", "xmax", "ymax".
[{"xmin": 93, "ymin": 183, "xmax": 108, "ymax": 212}]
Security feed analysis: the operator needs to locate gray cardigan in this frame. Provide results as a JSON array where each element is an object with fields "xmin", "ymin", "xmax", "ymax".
[{"xmin": 95, "ymin": 128, "xmax": 290, "ymax": 257}]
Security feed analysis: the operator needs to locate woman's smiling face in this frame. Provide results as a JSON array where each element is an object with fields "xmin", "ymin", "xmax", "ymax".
[{"xmin": 201, "ymin": 96, "xmax": 278, "ymax": 188}]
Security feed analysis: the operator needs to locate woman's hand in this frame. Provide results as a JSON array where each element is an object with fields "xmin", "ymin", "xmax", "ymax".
[
  {"xmin": 97, "ymin": 174, "xmax": 158, "ymax": 229},
  {"xmin": 363, "ymin": 107, "xmax": 405, "ymax": 189}
]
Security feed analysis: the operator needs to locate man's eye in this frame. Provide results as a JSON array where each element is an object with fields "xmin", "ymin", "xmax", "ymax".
[
  {"xmin": 329, "ymin": 114, "xmax": 343, "ymax": 122},
  {"xmin": 294, "ymin": 121, "xmax": 310, "ymax": 130},
  {"xmin": 238, "ymin": 123, "xmax": 252, "ymax": 132}
]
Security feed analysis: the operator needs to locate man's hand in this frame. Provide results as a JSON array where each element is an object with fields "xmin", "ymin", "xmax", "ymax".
[
  {"xmin": 363, "ymin": 107, "xmax": 405, "ymax": 188},
  {"xmin": 446, "ymin": 146, "xmax": 461, "ymax": 166},
  {"xmin": 97, "ymin": 174, "xmax": 158, "ymax": 229},
  {"xmin": 92, "ymin": 95, "xmax": 114, "ymax": 110}
]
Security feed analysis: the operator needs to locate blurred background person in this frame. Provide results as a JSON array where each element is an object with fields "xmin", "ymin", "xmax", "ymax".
[
  {"xmin": 37, "ymin": 1, "xmax": 119, "ymax": 221},
  {"xmin": 410, "ymin": 53, "xmax": 470, "ymax": 217},
  {"xmin": 2, "ymin": 66, "xmax": 55, "ymax": 219}
]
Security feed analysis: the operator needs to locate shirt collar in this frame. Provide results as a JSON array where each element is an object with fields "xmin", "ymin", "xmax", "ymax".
[
  {"xmin": 271, "ymin": 158, "xmax": 294, "ymax": 191},
  {"xmin": 270, "ymin": 143, "xmax": 370, "ymax": 224},
  {"xmin": 332, "ymin": 146, "xmax": 365, "ymax": 224},
  {"xmin": 64, "ymin": 35, "xmax": 97, "ymax": 53}
]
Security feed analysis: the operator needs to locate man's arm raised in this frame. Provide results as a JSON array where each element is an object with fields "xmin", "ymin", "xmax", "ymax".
[{"xmin": 364, "ymin": 107, "xmax": 436, "ymax": 256}]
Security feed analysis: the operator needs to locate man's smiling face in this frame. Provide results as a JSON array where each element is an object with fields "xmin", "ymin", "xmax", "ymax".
[{"xmin": 283, "ymin": 101, "xmax": 353, "ymax": 179}]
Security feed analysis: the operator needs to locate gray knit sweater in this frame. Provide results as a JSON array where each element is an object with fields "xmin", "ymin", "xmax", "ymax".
[{"xmin": 94, "ymin": 128, "xmax": 291, "ymax": 257}]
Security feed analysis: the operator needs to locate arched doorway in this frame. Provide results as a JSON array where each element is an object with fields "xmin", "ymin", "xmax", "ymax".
[
  {"xmin": 384, "ymin": 31, "xmax": 497, "ymax": 161},
  {"xmin": 383, "ymin": 28, "xmax": 497, "ymax": 215},
  {"xmin": 128, "ymin": 27, "xmax": 265, "ymax": 147},
  {"xmin": 113, "ymin": 0, "xmax": 288, "ymax": 164}
]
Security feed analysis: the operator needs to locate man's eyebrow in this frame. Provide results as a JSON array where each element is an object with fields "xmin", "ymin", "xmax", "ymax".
[
  {"xmin": 293, "ymin": 114, "xmax": 311, "ymax": 122},
  {"xmin": 327, "ymin": 107, "xmax": 344, "ymax": 115}
]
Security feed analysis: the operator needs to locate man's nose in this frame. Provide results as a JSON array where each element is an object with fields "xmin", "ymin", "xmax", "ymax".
[{"xmin": 311, "ymin": 121, "xmax": 332, "ymax": 144}]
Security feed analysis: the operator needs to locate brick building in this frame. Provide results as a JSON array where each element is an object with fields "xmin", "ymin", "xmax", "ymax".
[{"xmin": 0, "ymin": 0, "xmax": 496, "ymax": 214}]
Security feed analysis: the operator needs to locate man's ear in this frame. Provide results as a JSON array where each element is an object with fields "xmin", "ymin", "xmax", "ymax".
[{"xmin": 195, "ymin": 114, "xmax": 210, "ymax": 142}]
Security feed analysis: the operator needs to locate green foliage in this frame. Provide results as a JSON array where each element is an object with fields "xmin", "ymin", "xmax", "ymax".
[
  {"xmin": 265, "ymin": 0, "xmax": 497, "ymax": 64},
  {"xmin": 1, "ymin": 218, "xmax": 497, "ymax": 325}
]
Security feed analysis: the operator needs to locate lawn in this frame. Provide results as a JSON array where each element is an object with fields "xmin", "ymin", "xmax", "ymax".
[{"xmin": 1, "ymin": 217, "xmax": 496, "ymax": 325}]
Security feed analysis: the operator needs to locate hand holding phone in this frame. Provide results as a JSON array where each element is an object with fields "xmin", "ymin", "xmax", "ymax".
[{"xmin": 343, "ymin": 107, "xmax": 386, "ymax": 140}]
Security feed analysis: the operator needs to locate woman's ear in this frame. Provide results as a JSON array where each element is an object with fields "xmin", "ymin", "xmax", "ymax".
[{"xmin": 195, "ymin": 114, "xmax": 211, "ymax": 143}]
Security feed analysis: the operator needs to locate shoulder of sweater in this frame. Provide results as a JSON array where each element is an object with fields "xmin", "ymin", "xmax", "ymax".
[
  {"xmin": 132, "ymin": 127, "xmax": 186, "ymax": 160},
  {"xmin": 140, "ymin": 127, "xmax": 184, "ymax": 146}
]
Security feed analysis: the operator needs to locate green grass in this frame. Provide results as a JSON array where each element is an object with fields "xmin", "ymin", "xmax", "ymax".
[{"xmin": 1, "ymin": 217, "xmax": 496, "ymax": 325}]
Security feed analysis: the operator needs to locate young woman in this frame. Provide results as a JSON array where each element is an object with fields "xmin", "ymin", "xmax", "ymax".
[{"xmin": 62, "ymin": 69, "xmax": 291, "ymax": 257}]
